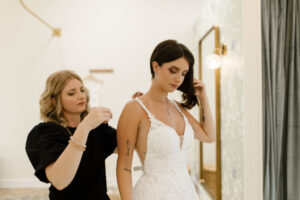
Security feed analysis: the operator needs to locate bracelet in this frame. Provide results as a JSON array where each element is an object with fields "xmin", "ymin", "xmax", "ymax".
[
  {"xmin": 68, "ymin": 140, "xmax": 86, "ymax": 151},
  {"xmin": 70, "ymin": 136, "xmax": 87, "ymax": 148}
]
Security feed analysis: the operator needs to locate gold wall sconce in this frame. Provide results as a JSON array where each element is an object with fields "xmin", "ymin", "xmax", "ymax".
[
  {"xmin": 198, "ymin": 26, "xmax": 226, "ymax": 200},
  {"xmin": 19, "ymin": 0, "xmax": 61, "ymax": 37},
  {"xmin": 201, "ymin": 27, "xmax": 227, "ymax": 70}
]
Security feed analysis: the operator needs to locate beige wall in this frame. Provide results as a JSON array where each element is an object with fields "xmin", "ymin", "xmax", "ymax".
[{"xmin": 243, "ymin": 0, "xmax": 263, "ymax": 199}]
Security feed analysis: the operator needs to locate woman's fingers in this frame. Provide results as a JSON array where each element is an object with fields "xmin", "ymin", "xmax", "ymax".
[
  {"xmin": 90, "ymin": 107, "xmax": 113, "ymax": 123},
  {"xmin": 132, "ymin": 91, "xmax": 143, "ymax": 99},
  {"xmin": 193, "ymin": 79, "xmax": 205, "ymax": 88},
  {"xmin": 194, "ymin": 83, "xmax": 204, "ymax": 88}
]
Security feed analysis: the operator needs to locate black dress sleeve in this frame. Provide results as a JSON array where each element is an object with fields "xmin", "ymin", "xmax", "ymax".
[
  {"xmin": 100, "ymin": 124, "xmax": 117, "ymax": 158},
  {"xmin": 25, "ymin": 122, "xmax": 69, "ymax": 183}
]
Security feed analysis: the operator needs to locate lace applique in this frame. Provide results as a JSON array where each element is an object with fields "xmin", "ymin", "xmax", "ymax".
[{"xmin": 133, "ymin": 98, "xmax": 198, "ymax": 200}]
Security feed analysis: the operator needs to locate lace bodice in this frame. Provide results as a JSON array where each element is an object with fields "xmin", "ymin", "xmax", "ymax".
[{"xmin": 132, "ymin": 98, "xmax": 198, "ymax": 200}]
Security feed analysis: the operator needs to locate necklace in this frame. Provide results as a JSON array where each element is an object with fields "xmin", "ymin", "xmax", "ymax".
[
  {"xmin": 65, "ymin": 127, "xmax": 73, "ymax": 136},
  {"xmin": 146, "ymin": 93, "xmax": 171, "ymax": 115}
]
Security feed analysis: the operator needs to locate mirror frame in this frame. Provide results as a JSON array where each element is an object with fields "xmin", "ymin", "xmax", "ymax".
[{"xmin": 198, "ymin": 26, "xmax": 222, "ymax": 200}]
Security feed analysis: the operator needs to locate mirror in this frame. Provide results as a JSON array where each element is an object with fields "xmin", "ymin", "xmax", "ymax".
[{"xmin": 198, "ymin": 26, "xmax": 224, "ymax": 200}]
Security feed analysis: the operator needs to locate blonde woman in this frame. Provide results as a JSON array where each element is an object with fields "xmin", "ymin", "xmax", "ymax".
[{"xmin": 26, "ymin": 70, "xmax": 141, "ymax": 200}]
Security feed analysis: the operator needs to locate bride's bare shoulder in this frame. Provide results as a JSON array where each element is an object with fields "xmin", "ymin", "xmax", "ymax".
[{"xmin": 121, "ymin": 99, "xmax": 146, "ymax": 117}]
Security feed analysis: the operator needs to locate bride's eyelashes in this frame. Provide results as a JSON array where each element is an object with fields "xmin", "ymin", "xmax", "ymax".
[
  {"xmin": 169, "ymin": 68, "xmax": 177, "ymax": 74},
  {"xmin": 169, "ymin": 68, "xmax": 188, "ymax": 77}
]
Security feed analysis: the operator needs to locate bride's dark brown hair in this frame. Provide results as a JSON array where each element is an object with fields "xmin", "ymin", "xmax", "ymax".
[{"xmin": 150, "ymin": 39, "xmax": 198, "ymax": 109}]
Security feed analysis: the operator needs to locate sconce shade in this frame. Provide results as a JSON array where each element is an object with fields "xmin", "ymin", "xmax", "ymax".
[{"xmin": 205, "ymin": 53, "xmax": 222, "ymax": 69}]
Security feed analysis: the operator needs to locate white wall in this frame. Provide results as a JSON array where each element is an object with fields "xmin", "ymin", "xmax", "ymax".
[
  {"xmin": 0, "ymin": 0, "xmax": 205, "ymax": 187},
  {"xmin": 243, "ymin": 0, "xmax": 263, "ymax": 199}
]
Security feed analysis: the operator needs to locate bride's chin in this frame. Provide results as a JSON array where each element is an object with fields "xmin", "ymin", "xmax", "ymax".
[{"xmin": 167, "ymin": 88, "xmax": 177, "ymax": 93}]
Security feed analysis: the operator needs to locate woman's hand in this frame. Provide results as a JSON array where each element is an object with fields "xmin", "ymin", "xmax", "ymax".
[
  {"xmin": 132, "ymin": 91, "xmax": 143, "ymax": 99},
  {"xmin": 193, "ymin": 79, "xmax": 207, "ymax": 98},
  {"xmin": 81, "ymin": 107, "xmax": 112, "ymax": 131}
]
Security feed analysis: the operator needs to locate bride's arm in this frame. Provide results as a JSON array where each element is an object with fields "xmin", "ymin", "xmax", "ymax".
[
  {"xmin": 180, "ymin": 94, "xmax": 215, "ymax": 143},
  {"xmin": 179, "ymin": 79, "xmax": 216, "ymax": 143},
  {"xmin": 113, "ymin": 91, "xmax": 143, "ymax": 155},
  {"xmin": 117, "ymin": 100, "xmax": 141, "ymax": 200}
]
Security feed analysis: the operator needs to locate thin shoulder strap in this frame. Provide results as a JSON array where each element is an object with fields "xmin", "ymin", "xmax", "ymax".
[
  {"xmin": 135, "ymin": 98, "xmax": 154, "ymax": 119},
  {"xmin": 171, "ymin": 100, "xmax": 186, "ymax": 117}
]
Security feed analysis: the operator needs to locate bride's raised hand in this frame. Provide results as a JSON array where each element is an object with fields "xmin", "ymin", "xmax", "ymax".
[{"xmin": 193, "ymin": 79, "xmax": 207, "ymax": 98}]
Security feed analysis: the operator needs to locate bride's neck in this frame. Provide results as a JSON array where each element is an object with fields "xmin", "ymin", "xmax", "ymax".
[{"xmin": 146, "ymin": 83, "xmax": 169, "ymax": 103}]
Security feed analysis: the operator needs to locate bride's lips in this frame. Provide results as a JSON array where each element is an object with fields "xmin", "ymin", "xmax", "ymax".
[{"xmin": 170, "ymin": 84, "xmax": 179, "ymax": 89}]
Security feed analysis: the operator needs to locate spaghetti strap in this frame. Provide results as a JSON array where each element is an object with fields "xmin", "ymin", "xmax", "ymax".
[
  {"xmin": 171, "ymin": 100, "xmax": 186, "ymax": 117},
  {"xmin": 135, "ymin": 98, "xmax": 154, "ymax": 119}
]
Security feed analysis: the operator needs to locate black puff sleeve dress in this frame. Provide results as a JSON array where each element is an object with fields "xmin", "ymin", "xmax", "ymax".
[{"xmin": 25, "ymin": 122, "xmax": 117, "ymax": 200}]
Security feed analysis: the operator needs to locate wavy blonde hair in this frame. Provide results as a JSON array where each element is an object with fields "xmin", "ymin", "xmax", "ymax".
[{"xmin": 39, "ymin": 70, "xmax": 90, "ymax": 127}]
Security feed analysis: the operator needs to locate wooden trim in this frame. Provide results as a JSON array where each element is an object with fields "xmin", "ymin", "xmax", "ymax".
[
  {"xmin": 198, "ymin": 26, "xmax": 222, "ymax": 200},
  {"xmin": 89, "ymin": 69, "xmax": 114, "ymax": 73}
]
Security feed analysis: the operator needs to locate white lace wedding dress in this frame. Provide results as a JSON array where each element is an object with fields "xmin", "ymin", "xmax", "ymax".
[{"xmin": 133, "ymin": 98, "xmax": 198, "ymax": 200}]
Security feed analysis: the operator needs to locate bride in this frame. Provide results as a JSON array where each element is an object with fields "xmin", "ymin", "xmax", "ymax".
[{"xmin": 116, "ymin": 40, "xmax": 216, "ymax": 200}]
